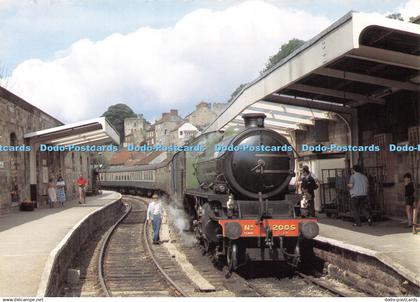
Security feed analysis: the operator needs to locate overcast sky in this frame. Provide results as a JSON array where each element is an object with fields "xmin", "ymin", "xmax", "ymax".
[{"xmin": 1, "ymin": 0, "xmax": 419, "ymax": 123}]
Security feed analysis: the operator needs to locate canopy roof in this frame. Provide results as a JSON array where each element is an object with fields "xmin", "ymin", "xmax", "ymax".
[
  {"xmin": 206, "ymin": 11, "xmax": 420, "ymax": 133},
  {"xmin": 24, "ymin": 117, "xmax": 120, "ymax": 146}
]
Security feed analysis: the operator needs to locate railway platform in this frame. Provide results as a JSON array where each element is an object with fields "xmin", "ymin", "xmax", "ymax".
[
  {"xmin": 316, "ymin": 216, "xmax": 420, "ymax": 288},
  {"xmin": 0, "ymin": 191, "xmax": 122, "ymax": 297}
]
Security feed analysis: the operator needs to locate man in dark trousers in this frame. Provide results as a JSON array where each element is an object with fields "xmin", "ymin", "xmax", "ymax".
[
  {"xmin": 348, "ymin": 165, "xmax": 372, "ymax": 227},
  {"xmin": 299, "ymin": 165, "xmax": 319, "ymax": 217},
  {"xmin": 403, "ymin": 173, "xmax": 415, "ymax": 228},
  {"xmin": 147, "ymin": 193, "xmax": 164, "ymax": 244}
]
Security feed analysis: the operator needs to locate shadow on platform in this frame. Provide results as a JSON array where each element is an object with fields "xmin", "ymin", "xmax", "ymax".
[
  {"xmin": 317, "ymin": 214, "xmax": 412, "ymax": 237},
  {"xmin": 0, "ymin": 196, "xmax": 104, "ymax": 233}
]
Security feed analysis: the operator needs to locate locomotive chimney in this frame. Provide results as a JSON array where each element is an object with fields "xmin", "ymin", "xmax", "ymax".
[{"xmin": 242, "ymin": 113, "xmax": 266, "ymax": 128}]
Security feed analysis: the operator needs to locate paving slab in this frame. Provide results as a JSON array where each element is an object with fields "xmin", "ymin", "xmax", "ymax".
[
  {"xmin": 316, "ymin": 216, "xmax": 420, "ymax": 287},
  {"xmin": 0, "ymin": 191, "xmax": 120, "ymax": 297}
]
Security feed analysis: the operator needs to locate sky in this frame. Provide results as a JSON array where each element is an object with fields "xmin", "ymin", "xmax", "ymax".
[{"xmin": 0, "ymin": 0, "xmax": 419, "ymax": 123}]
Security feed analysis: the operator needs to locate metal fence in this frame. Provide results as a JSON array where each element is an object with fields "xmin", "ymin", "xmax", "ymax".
[{"xmin": 320, "ymin": 167, "xmax": 384, "ymax": 219}]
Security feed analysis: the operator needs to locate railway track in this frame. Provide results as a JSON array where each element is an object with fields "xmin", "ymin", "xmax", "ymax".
[
  {"xmin": 164, "ymin": 202, "xmax": 365, "ymax": 297},
  {"xmin": 68, "ymin": 194, "xmax": 365, "ymax": 297},
  {"xmin": 70, "ymin": 196, "xmax": 189, "ymax": 297},
  {"xmin": 99, "ymin": 197, "xmax": 187, "ymax": 297}
]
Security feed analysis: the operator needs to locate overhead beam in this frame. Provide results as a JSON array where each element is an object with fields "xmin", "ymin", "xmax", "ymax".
[
  {"xmin": 263, "ymin": 94, "xmax": 353, "ymax": 114},
  {"xmin": 25, "ymin": 124, "xmax": 102, "ymax": 144},
  {"xmin": 250, "ymin": 100, "xmax": 332, "ymax": 119},
  {"xmin": 232, "ymin": 117, "xmax": 304, "ymax": 130},
  {"xmin": 313, "ymin": 67, "xmax": 419, "ymax": 92},
  {"xmin": 347, "ymin": 46, "xmax": 420, "ymax": 71},
  {"xmin": 243, "ymin": 109, "xmax": 315, "ymax": 125},
  {"xmin": 65, "ymin": 137, "xmax": 115, "ymax": 147},
  {"xmin": 53, "ymin": 133, "xmax": 110, "ymax": 146},
  {"xmin": 271, "ymin": 129, "xmax": 291, "ymax": 137},
  {"xmin": 49, "ymin": 129, "xmax": 105, "ymax": 144},
  {"xmin": 288, "ymin": 83, "xmax": 385, "ymax": 105},
  {"xmin": 228, "ymin": 120, "xmax": 291, "ymax": 135}
]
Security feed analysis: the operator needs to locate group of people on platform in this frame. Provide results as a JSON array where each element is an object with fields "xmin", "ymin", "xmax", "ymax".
[
  {"xmin": 295, "ymin": 165, "xmax": 419, "ymax": 228},
  {"xmin": 47, "ymin": 174, "xmax": 88, "ymax": 207}
]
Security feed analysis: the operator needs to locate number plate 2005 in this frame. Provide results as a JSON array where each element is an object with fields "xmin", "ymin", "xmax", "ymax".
[{"xmin": 219, "ymin": 219, "xmax": 300, "ymax": 237}]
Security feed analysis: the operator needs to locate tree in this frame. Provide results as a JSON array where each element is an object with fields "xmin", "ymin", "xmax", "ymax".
[
  {"xmin": 229, "ymin": 83, "xmax": 248, "ymax": 102},
  {"xmin": 101, "ymin": 103, "xmax": 136, "ymax": 141},
  {"xmin": 0, "ymin": 62, "xmax": 10, "ymax": 89},
  {"xmin": 386, "ymin": 13, "xmax": 404, "ymax": 21},
  {"xmin": 92, "ymin": 152, "xmax": 109, "ymax": 169},
  {"xmin": 228, "ymin": 38, "xmax": 305, "ymax": 102},
  {"xmin": 261, "ymin": 38, "xmax": 305, "ymax": 74}
]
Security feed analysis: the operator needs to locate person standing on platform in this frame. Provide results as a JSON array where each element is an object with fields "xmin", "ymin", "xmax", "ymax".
[
  {"xmin": 56, "ymin": 176, "xmax": 66, "ymax": 207},
  {"xmin": 403, "ymin": 173, "xmax": 415, "ymax": 228},
  {"xmin": 76, "ymin": 174, "xmax": 88, "ymax": 204},
  {"xmin": 348, "ymin": 165, "xmax": 372, "ymax": 227},
  {"xmin": 47, "ymin": 178, "xmax": 57, "ymax": 208},
  {"xmin": 147, "ymin": 193, "xmax": 164, "ymax": 244},
  {"xmin": 299, "ymin": 165, "xmax": 319, "ymax": 217}
]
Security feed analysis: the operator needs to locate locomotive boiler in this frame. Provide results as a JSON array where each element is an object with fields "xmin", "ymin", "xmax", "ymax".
[{"xmin": 183, "ymin": 113, "xmax": 319, "ymax": 272}]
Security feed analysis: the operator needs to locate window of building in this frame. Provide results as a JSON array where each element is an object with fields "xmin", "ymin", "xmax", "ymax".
[
  {"xmin": 72, "ymin": 153, "xmax": 75, "ymax": 171},
  {"xmin": 9, "ymin": 133, "xmax": 18, "ymax": 171},
  {"xmin": 10, "ymin": 132, "xmax": 19, "ymax": 203}
]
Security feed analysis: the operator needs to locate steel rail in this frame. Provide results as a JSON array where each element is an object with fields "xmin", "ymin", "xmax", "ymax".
[
  {"xmin": 297, "ymin": 272, "xmax": 351, "ymax": 297},
  {"xmin": 97, "ymin": 197, "xmax": 188, "ymax": 297},
  {"xmin": 141, "ymin": 198, "xmax": 189, "ymax": 297},
  {"xmin": 97, "ymin": 202, "xmax": 132, "ymax": 297}
]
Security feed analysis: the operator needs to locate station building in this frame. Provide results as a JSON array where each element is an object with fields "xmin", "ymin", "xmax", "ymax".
[
  {"xmin": 0, "ymin": 86, "xmax": 119, "ymax": 214},
  {"xmin": 206, "ymin": 12, "xmax": 420, "ymax": 218},
  {"xmin": 123, "ymin": 114, "xmax": 150, "ymax": 146}
]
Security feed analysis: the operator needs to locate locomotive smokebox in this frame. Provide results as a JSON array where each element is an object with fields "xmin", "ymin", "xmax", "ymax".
[{"xmin": 242, "ymin": 113, "xmax": 266, "ymax": 128}]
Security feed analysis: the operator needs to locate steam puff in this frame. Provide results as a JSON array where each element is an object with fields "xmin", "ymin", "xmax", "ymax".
[
  {"xmin": 7, "ymin": 0, "xmax": 330, "ymax": 122},
  {"xmin": 166, "ymin": 198, "xmax": 197, "ymax": 248}
]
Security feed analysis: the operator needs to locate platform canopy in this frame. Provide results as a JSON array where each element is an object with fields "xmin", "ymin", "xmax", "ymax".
[
  {"xmin": 206, "ymin": 11, "xmax": 420, "ymax": 134},
  {"xmin": 221, "ymin": 100, "xmax": 335, "ymax": 138},
  {"xmin": 24, "ymin": 117, "xmax": 120, "ymax": 146}
]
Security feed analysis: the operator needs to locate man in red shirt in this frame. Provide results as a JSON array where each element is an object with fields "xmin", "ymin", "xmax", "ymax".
[{"xmin": 76, "ymin": 174, "xmax": 88, "ymax": 204}]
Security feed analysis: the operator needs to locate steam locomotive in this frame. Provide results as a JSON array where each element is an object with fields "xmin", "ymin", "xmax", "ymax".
[{"xmin": 99, "ymin": 113, "xmax": 319, "ymax": 272}]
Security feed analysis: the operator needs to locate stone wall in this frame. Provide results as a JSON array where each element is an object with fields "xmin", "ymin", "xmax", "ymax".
[
  {"xmin": 154, "ymin": 110, "xmax": 183, "ymax": 145},
  {"xmin": 186, "ymin": 102, "xmax": 216, "ymax": 130},
  {"xmin": 357, "ymin": 97, "xmax": 420, "ymax": 217},
  {"xmin": 123, "ymin": 115, "xmax": 149, "ymax": 146},
  {"xmin": 0, "ymin": 88, "xmax": 61, "ymax": 213},
  {"xmin": 313, "ymin": 239, "xmax": 419, "ymax": 296},
  {"xmin": 294, "ymin": 118, "xmax": 348, "ymax": 157},
  {"xmin": 0, "ymin": 87, "xmax": 93, "ymax": 213}
]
